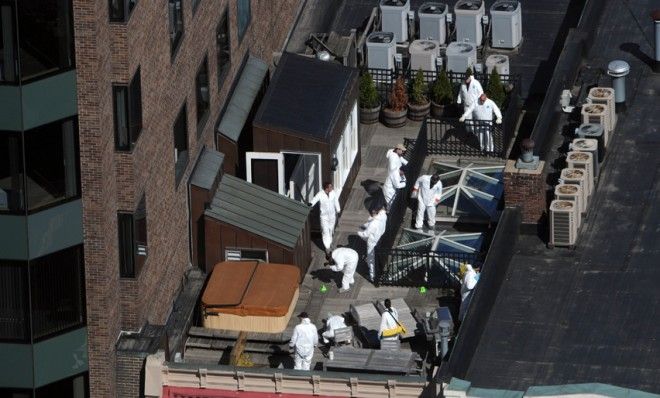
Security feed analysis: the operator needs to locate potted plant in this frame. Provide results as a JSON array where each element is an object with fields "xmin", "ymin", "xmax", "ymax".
[
  {"xmin": 382, "ymin": 76, "xmax": 408, "ymax": 128},
  {"xmin": 359, "ymin": 72, "xmax": 381, "ymax": 124},
  {"xmin": 487, "ymin": 69, "xmax": 506, "ymax": 109},
  {"xmin": 430, "ymin": 69, "xmax": 453, "ymax": 118},
  {"xmin": 407, "ymin": 69, "xmax": 430, "ymax": 121}
]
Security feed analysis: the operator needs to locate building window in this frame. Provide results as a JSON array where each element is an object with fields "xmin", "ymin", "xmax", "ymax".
[
  {"xmin": 216, "ymin": 11, "xmax": 230, "ymax": 89},
  {"xmin": 332, "ymin": 102, "xmax": 359, "ymax": 193},
  {"xmin": 225, "ymin": 248, "xmax": 268, "ymax": 262},
  {"xmin": 35, "ymin": 372, "xmax": 88, "ymax": 398},
  {"xmin": 191, "ymin": 0, "xmax": 200, "ymax": 13},
  {"xmin": 30, "ymin": 245, "xmax": 86, "ymax": 340},
  {"xmin": 236, "ymin": 0, "xmax": 251, "ymax": 42},
  {"xmin": 109, "ymin": 0, "xmax": 138, "ymax": 23},
  {"xmin": 113, "ymin": 68, "xmax": 143, "ymax": 151},
  {"xmin": 168, "ymin": 0, "xmax": 184, "ymax": 57},
  {"xmin": 118, "ymin": 195, "xmax": 148, "ymax": 278},
  {"xmin": 0, "ymin": 2, "xmax": 18, "ymax": 83},
  {"xmin": 196, "ymin": 56, "xmax": 210, "ymax": 132},
  {"xmin": 0, "ymin": 132, "xmax": 24, "ymax": 213},
  {"xmin": 24, "ymin": 117, "xmax": 80, "ymax": 212},
  {"xmin": 17, "ymin": 0, "xmax": 75, "ymax": 82},
  {"xmin": 173, "ymin": 104, "xmax": 188, "ymax": 185},
  {"xmin": 0, "ymin": 262, "xmax": 29, "ymax": 341}
]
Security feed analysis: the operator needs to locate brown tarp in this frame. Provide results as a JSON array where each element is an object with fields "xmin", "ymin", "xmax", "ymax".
[{"xmin": 201, "ymin": 261, "xmax": 300, "ymax": 317}]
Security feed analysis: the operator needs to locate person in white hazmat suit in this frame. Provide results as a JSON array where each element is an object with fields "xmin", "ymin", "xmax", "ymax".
[
  {"xmin": 459, "ymin": 93, "xmax": 503, "ymax": 152},
  {"xmin": 413, "ymin": 173, "xmax": 443, "ymax": 230},
  {"xmin": 326, "ymin": 247, "xmax": 359, "ymax": 293},
  {"xmin": 321, "ymin": 313, "xmax": 348, "ymax": 345},
  {"xmin": 289, "ymin": 312, "xmax": 318, "ymax": 370},
  {"xmin": 386, "ymin": 143, "xmax": 408, "ymax": 173},
  {"xmin": 357, "ymin": 207, "xmax": 388, "ymax": 282},
  {"xmin": 379, "ymin": 299, "xmax": 401, "ymax": 341},
  {"xmin": 459, "ymin": 264, "xmax": 480, "ymax": 322},
  {"xmin": 456, "ymin": 72, "xmax": 484, "ymax": 128},
  {"xmin": 383, "ymin": 167, "xmax": 407, "ymax": 209},
  {"xmin": 309, "ymin": 182, "xmax": 341, "ymax": 256}
]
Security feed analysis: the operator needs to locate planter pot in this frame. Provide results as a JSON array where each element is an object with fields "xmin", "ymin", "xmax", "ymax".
[
  {"xmin": 382, "ymin": 107, "xmax": 408, "ymax": 128},
  {"xmin": 408, "ymin": 101, "xmax": 430, "ymax": 121},
  {"xmin": 430, "ymin": 101, "xmax": 446, "ymax": 118},
  {"xmin": 359, "ymin": 104, "xmax": 381, "ymax": 125}
]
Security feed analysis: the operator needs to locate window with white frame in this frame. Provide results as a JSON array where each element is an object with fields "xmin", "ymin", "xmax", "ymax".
[{"xmin": 333, "ymin": 101, "xmax": 359, "ymax": 193}]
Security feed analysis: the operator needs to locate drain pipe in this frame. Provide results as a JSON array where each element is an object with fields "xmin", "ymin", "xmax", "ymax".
[{"xmin": 652, "ymin": 10, "xmax": 660, "ymax": 73}]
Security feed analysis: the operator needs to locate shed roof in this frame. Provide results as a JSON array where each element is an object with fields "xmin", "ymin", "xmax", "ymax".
[
  {"xmin": 190, "ymin": 148, "xmax": 224, "ymax": 190},
  {"xmin": 205, "ymin": 174, "xmax": 310, "ymax": 248},
  {"xmin": 217, "ymin": 56, "xmax": 269, "ymax": 142},
  {"xmin": 253, "ymin": 52, "xmax": 358, "ymax": 142}
]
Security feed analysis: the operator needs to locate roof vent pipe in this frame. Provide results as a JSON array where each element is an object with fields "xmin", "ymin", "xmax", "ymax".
[
  {"xmin": 652, "ymin": 10, "xmax": 660, "ymax": 73},
  {"xmin": 607, "ymin": 60, "xmax": 630, "ymax": 112},
  {"xmin": 316, "ymin": 50, "xmax": 331, "ymax": 62}
]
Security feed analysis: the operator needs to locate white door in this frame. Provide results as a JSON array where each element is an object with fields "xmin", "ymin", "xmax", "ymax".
[
  {"xmin": 245, "ymin": 152, "xmax": 285, "ymax": 194},
  {"xmin": 284, "ymin": 152, "xmax": 322, "ymax": 203}
]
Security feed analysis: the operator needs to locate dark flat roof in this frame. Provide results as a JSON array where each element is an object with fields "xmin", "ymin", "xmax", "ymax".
[
  {"xmin": 460, "ymin": 0, "xmax": 660, "ymax": 393},
  {"xmin": 253, "ymin": 52, "xmax": 358, "ymax": 142}
]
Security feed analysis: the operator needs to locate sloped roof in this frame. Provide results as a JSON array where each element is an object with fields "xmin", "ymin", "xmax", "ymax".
[
  {"xmin": 190, "ymin": 148, "xmax": 224, "ymax": 190},
  {"xmin": 205, "ymin": 175, "xmax": 310, "ymax": 248}
]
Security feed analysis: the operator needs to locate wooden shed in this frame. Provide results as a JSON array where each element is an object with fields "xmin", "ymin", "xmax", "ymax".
[
  {"xmin": 248, "ymin": 52, "xmax": 361, "ymax": 208},
  {"xmin": 203, "ymin": 174, "xmax": 312, "ymax": 280}
]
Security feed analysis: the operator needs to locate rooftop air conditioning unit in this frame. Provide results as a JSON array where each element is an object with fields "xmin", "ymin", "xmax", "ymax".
[
  {"xmin": 446, "ymin": 42, "xmax": 476, "ymax": 73},
  {"xmin": 567, "ymin": 151, "xmax": 594, "ymax": 196},
  {"xmin": 490, "ymin": 0, "xmax": 522, "ymax": 49},
  {"xmin": 581, "ymin": 104, "xmax": 611, "ymax": 148},
  {"xmin": 550, "ymin": 200, "xmax": 578, "ymax": 248},
  {"xmin": 576, "ymin": 123, "xmax": 605, "ymax": 161},
  {"xmin": 571, "ymin": 138, "xmax": 600, "ymax": 178},
  {"xmin": 587, "ymin": 87, "xmax": 616, "ymax": 131},
  {"xmin": 454, "ymin": 0, "xmax": 484, "ymax": 45},
  {"xmin": 367, "ymin": 32, "xmax": 396, "ymax": 71},
  {"xmin": 418, "ymin": 2, "xmax": 448, "ymax": 44},
  {"xmin": 380, "ymin": 0, "xmax": 410, "ymax": 43},
  {"xmin": 554, "ymin": 184, "xmax": 583, "ymax": 227},
  {"xmin": 560, "ymin": 168, "xmax": 589, "ymax": 211},
  {"xmin": 409, "ymin": 40, "xmax": 440, "ymax": 73},
  {"xmin": 485, "ymin": 54, "xmax": 510, "ymax": 75}
]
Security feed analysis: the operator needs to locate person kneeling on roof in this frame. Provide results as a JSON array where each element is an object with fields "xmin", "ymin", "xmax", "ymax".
[
  {"xmin": 321, "ymin": 313, "xmax": 348, "ymax": 345},
  {"xmin": 325, "ymin": 247, "xmax": 359, "ymax": 293},
  {"xmin": 289, "ymin": 312, "xmax": 318, "ymax": 370}
]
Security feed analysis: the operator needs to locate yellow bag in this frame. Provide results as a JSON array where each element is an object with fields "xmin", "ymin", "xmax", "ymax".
[{"xmin": 382, "ymin": 324, "xmax": 407, "ymax": 337}]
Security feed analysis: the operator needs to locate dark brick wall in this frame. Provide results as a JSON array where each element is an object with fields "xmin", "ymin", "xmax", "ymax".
[
  {"xmin": 503, "ymin": 160, "xmax": 547, "ymax": 224},
  {"xmin": 73, "ymin": 1, "xmax": 301, "ymax": 396},
  {"xmin": 116, "ymin": 353, "xmax": 145, "ymax": 398}
]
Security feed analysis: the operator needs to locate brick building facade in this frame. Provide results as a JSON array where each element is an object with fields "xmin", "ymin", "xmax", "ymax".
[{"xmin": 72, "ymin": 1, "xmax": 301, "ymax": 396}]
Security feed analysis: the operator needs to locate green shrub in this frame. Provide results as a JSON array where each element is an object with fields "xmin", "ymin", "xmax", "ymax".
[
  {"xmin": 409, "ymin": 69, "xmax": 428, "ymax": 105},
  {"xmin": 359, "ymin": 72, "xmax": 380, "ymax": 108},
  {"xmin": 431, "ymin": 69, "xmax": 453, "ymax": 105},
  {"xmin": 388, "ymin": 76, "xmax": 408, "ymax": 111},
  {"xmin": 487, "ymin": 69, "xmax": 506, "ymax": 108}
]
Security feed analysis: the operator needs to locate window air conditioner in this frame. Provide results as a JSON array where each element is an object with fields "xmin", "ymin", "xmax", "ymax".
[{"xmin": 550, "ymin": 200, "xmax": 578, "ymax": 248}]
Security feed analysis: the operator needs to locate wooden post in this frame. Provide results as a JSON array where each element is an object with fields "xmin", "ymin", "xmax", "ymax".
[{"xmin": 230, "ymin": 331, "xmax": 248, "ymax": 366}]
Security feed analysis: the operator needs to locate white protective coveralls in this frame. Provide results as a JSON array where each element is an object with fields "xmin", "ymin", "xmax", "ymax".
[
  {"xmin": 460, "ymin": 98, "xmax": 503, "ymax": 152},
  {"xmin": 289, "ymin": 318, "xmax": 319, "ymax": 370},
  {"xmin": 386, "ymin": 149, "xmax": 409, "ymax": 173},
  {"xmin": 379, "ymin": 308, "xmax": 400, "ymax": 341},
  {"xmin": 456, "ymin": 77, "xmax": 484, "ymax": 122},
  {"xmin": 310, "ymin": 190, "xmax": 341, "ymax": 252},
  {"xmin": 414, "ymin": 175, "xmax": 443, "ymax": 229},
  {"xmin": 383, "ymin": 169, "xmax": 407, "ymax": 208},
  {"xmin": 321, "ymin": 314, "xmax": 348, "ymax": 344},
  {"xmin": 459, "ymin": 264, "xmax": 479, "ymax": 322},
  {"xmin": 357, "ymin": 209, "xmax": 387, "ymax": 281},
  {"xmin": 329, "ymin": 247, "xmax": 359, "ymax": 291}
]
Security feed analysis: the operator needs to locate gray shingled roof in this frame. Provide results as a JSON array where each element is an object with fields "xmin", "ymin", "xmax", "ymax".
[
  {"xmin": 205, "ymin": 174, "xmax": 310, "ymax": 248},
  {"xmin": 190, "ymin": 148, "xmax": 224, "ymax": 190},
  {"xmin": 217, "ymin": 56, "xmax": 269, "ymax": 142}
]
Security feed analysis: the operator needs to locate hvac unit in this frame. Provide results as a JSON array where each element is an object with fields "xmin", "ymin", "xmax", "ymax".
[
  {"xmin": 490, "ymin": 0, "xmax": 522, "ymax": 49},
  {"xmin": 418, "ymin": 2, "xmax": 448, "ymax": 44},
  {"xmin": 485, "ymin": 54, "xmax": 510, "ymax": 75},
  {"xmin": 549, "ymin": 200, "xmax": 578, "ymax": 248},
  {"xmin": 555, "ymin": 184, "xmax": 585, "ymax": 221},
  {"xmin": 380, "ymin": 0, "xmax": 410, "ymax": 43},
  {"xmin": 581, "ymin": 104, "xmax": 611, "ymax": 148},
  {"xmin": 567, "ymin": 151, "xmax": 594, "ymax": 196},
  {"xmin": 367, "ymin": 32, "xmax": 396, "ymax": 71},
  {"xmin": 587, "ymin": 87, "xmax": 616, "ymax": 131},
  {"xmin": 446, "ymin": 42, "xmax": 476, "ymax": 73},
  {"xmin": 576, "ymin": 123, "xmax": 605, "ymax": 161},
  {"xmin": 571, "ymin": 138, "xmax": 600, "ymax": 178},
  {"xmin": 560, "ymin": 168, "xmax": 589, "ymax": 210},
  {"xmin": 454, "ymin": 0, "xmax": 485, "ymax": 45},
  {"xmin": 409, "ymin": 40, "xmax": 440, "ymax": 73}
]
